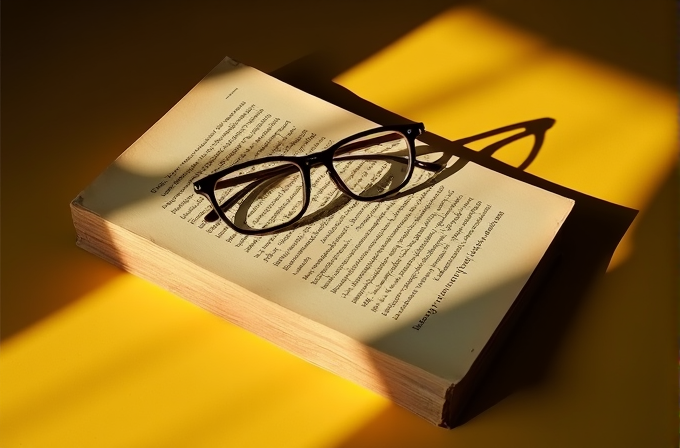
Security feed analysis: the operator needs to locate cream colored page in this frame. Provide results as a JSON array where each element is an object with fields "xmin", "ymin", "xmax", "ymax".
[{"xmin": 82, "ymin": 58, "xmax": 574, "ymax": 382}]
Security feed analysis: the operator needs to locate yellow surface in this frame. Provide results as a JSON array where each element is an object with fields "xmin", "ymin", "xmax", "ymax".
[
  {"xmin": 334, "ymin": 6, "xmax": 677, "ymax": 268},
  {"xmin": 2, "ymin": 2, "xmax": 676, "ymax": 447},
  {"xmin": 1, "ymin": 276, "xmax": 389, "ymax": 447}
]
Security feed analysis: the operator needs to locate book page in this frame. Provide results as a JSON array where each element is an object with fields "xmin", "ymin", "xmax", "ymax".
[{"xmin": 81, "ymin": 58, "xmax": 574, "ymax": 382}]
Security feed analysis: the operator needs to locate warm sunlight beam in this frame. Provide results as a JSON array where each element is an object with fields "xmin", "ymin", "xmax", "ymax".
[
  {"xmin": 335, "ymin": 6, "xmax": 677, "ymax": 269},
  {"xmin": 4, "ymin": 6, "xmax": 673, "ymax": 447},
  {"xmin": 0, "ymin": 275, "xmax": 388, "ymax": 448}
]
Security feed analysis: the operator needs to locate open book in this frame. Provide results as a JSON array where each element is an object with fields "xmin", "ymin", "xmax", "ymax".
[{"xmin": 71, "ymin": 57, "xmax": 574, "ymax": 427}]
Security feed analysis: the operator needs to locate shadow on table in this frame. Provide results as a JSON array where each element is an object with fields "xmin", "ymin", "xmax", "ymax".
[
  {"xmin": 272, "ymin": 53, "xmax": 637, "ymax": 427},
  {"xmin": 332, "ymin": 164, "xmax": 677, "ymax": 447}
]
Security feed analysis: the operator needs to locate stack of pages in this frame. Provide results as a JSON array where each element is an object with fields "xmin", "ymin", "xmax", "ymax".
[{"xmin": 72, "ymin": 57, "xmax": 575, "ymax": 427}]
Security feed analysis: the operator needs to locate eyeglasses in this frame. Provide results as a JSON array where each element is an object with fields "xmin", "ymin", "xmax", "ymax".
[{"xmin": 193, "ymin": 123, "xmax": 443, "ymax": 235}]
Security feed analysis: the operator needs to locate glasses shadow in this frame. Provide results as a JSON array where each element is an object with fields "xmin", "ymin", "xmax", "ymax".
[
  {"xmin": 270, "ymin": 54, "xmax": 637, "ymax": 428},
  {"xmin": 268, "ymin": 54, "xmax": 564, "ymax": 234},
  {"xmin": 283, "ymin": 117, "xmax": 554, "ymax": 232}
]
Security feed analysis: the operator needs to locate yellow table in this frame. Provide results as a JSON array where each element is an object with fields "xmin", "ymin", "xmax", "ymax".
[{"xmin": 2, "ymin": 2, "xmax": 676, "ymax": 447}]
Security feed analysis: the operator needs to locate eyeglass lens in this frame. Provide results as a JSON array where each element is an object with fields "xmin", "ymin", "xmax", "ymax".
[
  {"xmin": 332, "ymin": 130, "xmax": 411, "ymax": 198},
  {"xmin": 214, "ymin": 160, "xmax": 305, "ymax": 232}
]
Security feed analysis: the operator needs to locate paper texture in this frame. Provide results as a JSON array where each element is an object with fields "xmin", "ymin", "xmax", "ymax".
[{"xmin": 81, "ymin": 58, "xmax": 574, "ymax": 382}]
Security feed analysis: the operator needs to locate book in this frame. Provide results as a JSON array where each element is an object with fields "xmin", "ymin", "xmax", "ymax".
[{"xmin": 71, "ymin": 56, "xmax": 575, "ymax": 427}]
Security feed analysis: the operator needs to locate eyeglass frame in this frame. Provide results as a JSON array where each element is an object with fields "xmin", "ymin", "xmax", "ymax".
[{"xmin": 193, "ymin": 122, "xmax": 445, "ymax": 235}]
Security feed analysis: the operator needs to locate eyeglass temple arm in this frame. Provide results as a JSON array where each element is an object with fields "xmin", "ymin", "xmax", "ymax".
[
  {"xmin": 332, "ymin": 133, "xmax": 401, "ymax": 156},
  {"xmin": 212, "ymin": 151, "xmax": 440, "ymax": 192},
  {"xmin": 213, "ymin": 164, "xmax": 294, "ymax": 191},
  {"xmin": 333, "ymin": 132, "xmax": 442, "ymax": 171},
  {"xmin": 334, "ymin": 153, "xmax": 442, "ymax": 172}
]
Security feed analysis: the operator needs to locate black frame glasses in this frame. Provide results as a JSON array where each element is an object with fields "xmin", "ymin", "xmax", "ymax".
[{"xmin": 193, "ymin": 122, "xmax": 443, "ymax": 235}]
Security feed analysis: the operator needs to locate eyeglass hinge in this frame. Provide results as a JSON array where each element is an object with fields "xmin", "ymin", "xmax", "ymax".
[{"xmin": 408, "ymin": 125, "xmax": 424, "ymax": 136}]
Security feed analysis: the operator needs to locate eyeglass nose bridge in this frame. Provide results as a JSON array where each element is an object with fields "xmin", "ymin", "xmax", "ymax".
[{"xmin": 304, "ymin": 152, "xmax": 327, "ymax": 167}]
